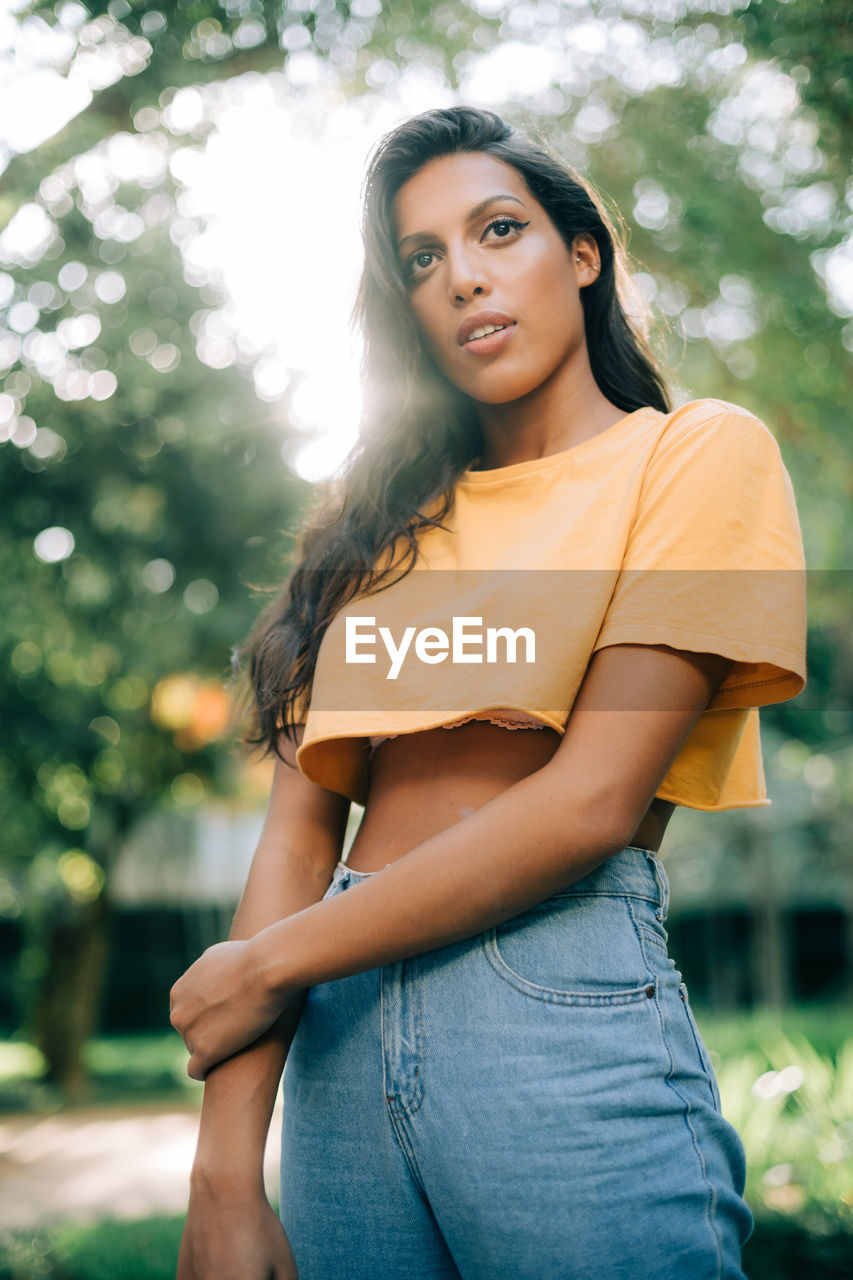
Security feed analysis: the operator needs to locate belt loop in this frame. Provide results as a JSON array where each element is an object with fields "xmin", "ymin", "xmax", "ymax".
[
  {"xmin": 334, "ymin": 859, "xmax": 350, "ymax": 889},
  {"xmin": 644, "ymin": 850, "xmax": 669, "ymax": 921}
]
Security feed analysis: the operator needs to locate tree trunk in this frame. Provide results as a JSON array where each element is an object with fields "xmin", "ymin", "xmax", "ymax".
[
  {"xmin": 31, "ymin": 890, "xmax": 111, "ymax": 1099},
  {"xmin": 752, "ymin": 830, "xmax": 790, "ymax": 1010}
]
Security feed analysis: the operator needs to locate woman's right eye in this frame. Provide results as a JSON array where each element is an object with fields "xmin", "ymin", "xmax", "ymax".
[{"xmin": 406, "ymin": 249, "xmax": 437, "ymax": 281}]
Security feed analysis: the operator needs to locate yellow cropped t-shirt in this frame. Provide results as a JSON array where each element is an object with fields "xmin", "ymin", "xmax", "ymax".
[{"xmin": 295, "ymin": 398, "xmax": 807, "ymax": 810}]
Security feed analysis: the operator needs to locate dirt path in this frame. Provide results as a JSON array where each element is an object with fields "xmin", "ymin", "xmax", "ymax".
[{"xmin": 0, "ymin": 1098, "xmax": 283, "ymax": 1228}]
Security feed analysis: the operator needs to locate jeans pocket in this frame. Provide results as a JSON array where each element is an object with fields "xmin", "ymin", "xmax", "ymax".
[
  {"xmin": 483, "ymin": 892, "xmax": 657, "ymax": 1005},
  {"xmin": 636, "ymin": 917, "xmax": 670, "ymax": 960}
]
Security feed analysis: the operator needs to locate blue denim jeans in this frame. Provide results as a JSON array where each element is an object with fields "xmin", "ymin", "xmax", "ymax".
[{"xmin": 279, "ymin": 846, "xmax": 753, "ymax": 1279}]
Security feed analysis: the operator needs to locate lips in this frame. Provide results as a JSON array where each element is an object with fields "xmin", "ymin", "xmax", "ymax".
[{"xmin": 456, "ymin": 310, "xmax": 516, "ymax": 347}]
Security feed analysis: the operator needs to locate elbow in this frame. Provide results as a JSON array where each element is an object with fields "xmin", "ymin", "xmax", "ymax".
[
  {"xmin": 541, "ymin": 766, "xmax": 639, "ymax": 862},
  {"xmin": 582, "ymin": 792, "xmax": 665, "ymax": 860}
]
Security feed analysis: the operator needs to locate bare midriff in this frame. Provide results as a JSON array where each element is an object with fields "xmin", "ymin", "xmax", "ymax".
[{"xmin": 345, "ymin": 720, "xmax": 675, "ymax": 873}]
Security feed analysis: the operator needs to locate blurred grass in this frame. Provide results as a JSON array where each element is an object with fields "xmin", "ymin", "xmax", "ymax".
[
  {"xmin": 692, "ymin": 1004, "xmax": 852, "ymax": 1063},
  {"xmin": 1, "ymin": 1007, "xmax": 851, "ymax": 1276},
  {"xmin": 0, "ymin": 1213, "xmax": 852, "ymax": 1280},
  {"xmin": 0, "ymin": 1034, "xmax": 202, "ymax": 1112},
  {"xmin": 0, "ymin": 1215, "xmax": 186, "ymax": 1280},
  {"xmin": 691, "ymin": 1004, "xmax": 853, "ymax": 1236}
]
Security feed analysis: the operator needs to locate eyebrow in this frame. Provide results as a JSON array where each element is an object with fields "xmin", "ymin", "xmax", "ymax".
[{"xmin": 397, "ymin": 193, "xmax": 527, "ymax": 251}]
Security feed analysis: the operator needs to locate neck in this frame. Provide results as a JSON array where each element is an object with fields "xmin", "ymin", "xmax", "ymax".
[{"xmin": 472, "ymin": 354, "xmax": 625, "ymax": 471}]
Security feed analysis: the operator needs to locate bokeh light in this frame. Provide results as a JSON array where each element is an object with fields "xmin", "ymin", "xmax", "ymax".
[{"xmin": 33, "ymin": 525, "xmax": 75, "ymax": 563}]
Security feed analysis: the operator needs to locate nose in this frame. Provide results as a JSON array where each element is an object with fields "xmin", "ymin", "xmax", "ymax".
[{"xmin": 446, "ymin": 245, "xmax": 489, "ymax": 305}]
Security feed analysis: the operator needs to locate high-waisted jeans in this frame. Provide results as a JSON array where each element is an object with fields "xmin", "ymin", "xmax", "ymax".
[{"xmin": 279, "ymin": 846, "xmax": 753, "ymax": 1279}]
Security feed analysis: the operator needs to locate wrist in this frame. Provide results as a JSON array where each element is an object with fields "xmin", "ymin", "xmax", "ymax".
[
  {"xmin": 190, "ymin": 1151, "xmax": 266, "ymax": 1202},
  {"xmin": 250, "ymin": 918, "xmax": 296, "ymax": 1001}
]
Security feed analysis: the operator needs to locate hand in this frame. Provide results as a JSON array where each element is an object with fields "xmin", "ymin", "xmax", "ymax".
[
  {"xmin": 178, "ymin": 1180, "xmax": 299, "ymax": 1279},
  {"xmin": 170, "ymin": 936, "xmax": 284, "ymax": 1080}
]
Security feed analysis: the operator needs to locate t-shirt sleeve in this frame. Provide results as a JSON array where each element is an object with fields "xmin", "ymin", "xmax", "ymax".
[{"xmin": 592, "ymin": 406, "xmax": 807, "ymax": 710}]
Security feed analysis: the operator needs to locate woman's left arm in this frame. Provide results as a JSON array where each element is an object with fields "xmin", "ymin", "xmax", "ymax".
[{"xmin": 170, "ymin": 642, "xmax": 731, "ymax": 1078}]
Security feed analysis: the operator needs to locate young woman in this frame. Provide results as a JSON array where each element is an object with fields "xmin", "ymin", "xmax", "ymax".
[{"xmin": 170, "ymin": 106, "xmax": 807, "ymax": 1279}]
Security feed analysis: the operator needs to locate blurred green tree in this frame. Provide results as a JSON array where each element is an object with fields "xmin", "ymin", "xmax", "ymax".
[
  {"xmin": 1, "ymin": 199, "xmax": 308, "ymax": 1090},
  {"xmin": 2, "ymin": 0, "xmax": 851, "ymax": 1089}
]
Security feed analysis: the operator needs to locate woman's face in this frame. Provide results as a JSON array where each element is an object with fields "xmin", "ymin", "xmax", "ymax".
[{"xmin": 391, "ymin": 151, "xmax": 597, "ymax": 406}]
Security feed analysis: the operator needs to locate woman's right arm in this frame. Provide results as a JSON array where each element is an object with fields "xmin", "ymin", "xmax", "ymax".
[{"xmin": 177, "ymin": 728, "xmax": 351, "ymax": 1280}]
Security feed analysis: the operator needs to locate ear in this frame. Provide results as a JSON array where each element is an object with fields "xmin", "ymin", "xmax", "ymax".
[{"xmin": 571, "ymin": 232, "xmax": 601, "ymax": 284}]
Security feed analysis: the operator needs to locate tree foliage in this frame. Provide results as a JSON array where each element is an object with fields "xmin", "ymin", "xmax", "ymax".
[{"xmin": 2, "ymin": 0, "xmax": 851, "ymax": 1086}]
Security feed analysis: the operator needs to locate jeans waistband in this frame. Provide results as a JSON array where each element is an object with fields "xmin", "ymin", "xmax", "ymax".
[
  {"xmin": 565, "ymin": 846, "xmax": 670, "ymax": 917},
  {"xmin": 330, "ymin": 845, "xmax": 669, "ymax": 918}
]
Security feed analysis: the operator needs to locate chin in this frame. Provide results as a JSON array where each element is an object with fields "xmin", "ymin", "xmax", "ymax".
[{"xmin": 462, "ymin": 376, "xmax": 545, "ymax": 405}]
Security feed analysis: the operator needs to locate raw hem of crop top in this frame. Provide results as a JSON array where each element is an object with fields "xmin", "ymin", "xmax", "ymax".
[
  {"xmin": 295, "ymin": 708, "xmax": 566, "ymax": 769},
  {"xmin": 369, "ymin": 709, "xmax": 548, "ymax": 749},
  {"xmin": 655, "ymin": 786, "xmax": 771, "ymax": 812},
  {"xmin": 457, "ymin": 406, "xmax": 662, "ymax": 483},
  {"xmin": 295, "ymin": 730, "xmax": 774, "ymax": 812}
]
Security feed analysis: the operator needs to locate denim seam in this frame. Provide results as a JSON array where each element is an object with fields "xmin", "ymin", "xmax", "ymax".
[
  {"xmin": 380, "ymin": 966, "xmax": 430, "ymax": 1200},
  {"xmin": 623, "ymin": 896, "xmax": 652, "ymax": 978},
  {"xmin": 380, "ymin": 963, "xmax": 425, "ymax": 1118},
  {"xmin": 679, "ymin": 984, "xmax": 723, "ymax": 1116},
  {"xmin": 654, "ymin": 986, "xmax": 725, "ymax": 1279},
  {"xmin": 407, "ymin": 954, "xmax": 426, "ymax": 1117},
  {"xmin": 644, "ymin": 850, "xmax": 670, "ymax": 921},
  {"xmin": 547, "ymin": 888, "xmax": 662, "ymax": 906},
  {"xmin": 636, "ymin": 922, "xmax": 669, "ymax": 956},
  {"xmin": 387, "ymin": 1106, "xmax": 431, "ymax": 1200}
]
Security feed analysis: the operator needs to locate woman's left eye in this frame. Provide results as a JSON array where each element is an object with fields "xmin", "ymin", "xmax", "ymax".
[{"xmin": 484, "ymin": 217, "xmax": 529, "ymax": 240}]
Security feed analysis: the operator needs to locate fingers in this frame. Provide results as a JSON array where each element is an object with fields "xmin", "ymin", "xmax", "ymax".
[
  {"xmin": 169, "ymin": 1001, "xmax": 191, "ymax": 1055},
  {"xmin": 187, "ymin": 1052, "xmax": 207, "ymax": 1082},
  {"xmin": 168, "ymin": 984, "xmax": 184, "ymax": 1036},
  {"xmin": 170, "ymin": 995, "xmax": 203, "ymax": 1077}
]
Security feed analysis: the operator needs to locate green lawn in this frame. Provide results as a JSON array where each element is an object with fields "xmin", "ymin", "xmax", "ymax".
[
  {"xmin": 1, "ymin": 1007, "xmax": 851, "ymax": 1277},
  {"xmin": 0, "ymin": 1034, "xmax": 202, "ymax": 1112},
  {"xmin": 693, "ymin": 1004, "xmax": 853, "ymax": 1235},
  {"xmin": 0, "ymin": 1005, "xmax": 847, "ymax": 1112},
  {"xmin": 693, "ymin": 1003, "xmax": 852, "ymax": 1064},
  {"xmin": 1, "ymin": 1212, "xmax": 851, "ymax": 1280},
  {"xmin": 0, "ymin": 1215, "xmax": 186, "ymax": 1280}
]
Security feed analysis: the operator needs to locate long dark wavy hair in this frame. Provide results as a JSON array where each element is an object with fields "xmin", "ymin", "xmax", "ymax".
[{"xmin": 233, "ymin": 105, "xmax": 673, "ymax": 760}]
